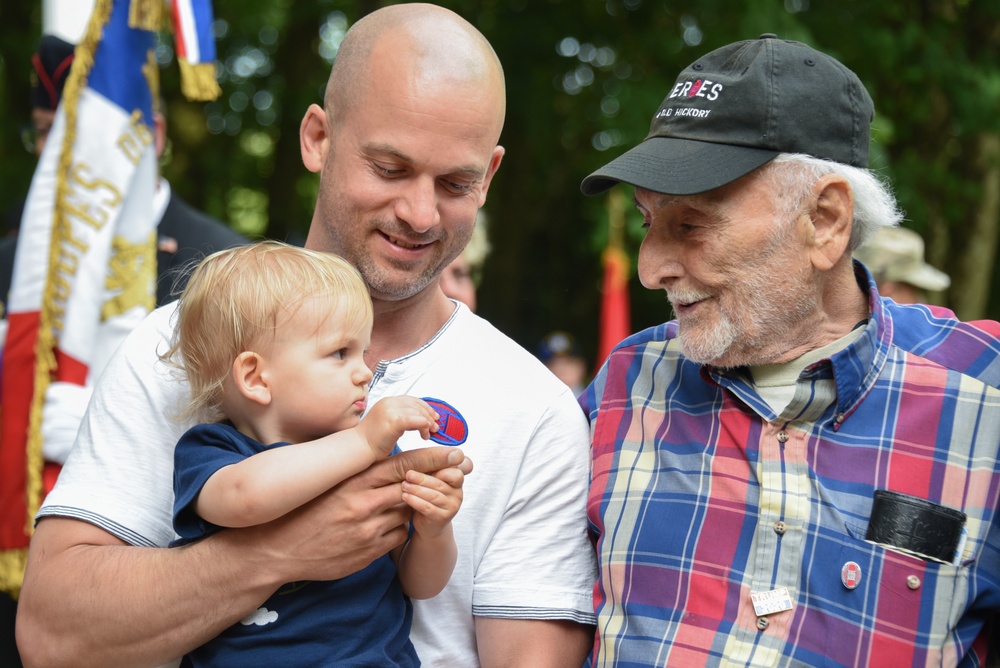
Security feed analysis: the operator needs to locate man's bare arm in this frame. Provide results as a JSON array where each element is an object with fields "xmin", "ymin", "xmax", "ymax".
[
  {"xmin": 16, "ymin": 447, "xmax": 470, "ymax": 668},
  {"xmin": 476, "ymin": 618, "xmax": 595, "ymax": 668}
]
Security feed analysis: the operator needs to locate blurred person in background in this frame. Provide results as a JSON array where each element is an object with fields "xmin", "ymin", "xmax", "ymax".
[
  {"xmin": 440, "ymin": 211, "xmax": 490, "ymax": 312},
  {"xmin": 0, "ymin": 35, "xmax": 77, "ymax": 315},
  {"xmin": 537, "ymin": 331, "xmax": 588, "ymax": 396},
  {"xmin": 853, "ymin": 225, "xmax": 950, "ymax": 305}
]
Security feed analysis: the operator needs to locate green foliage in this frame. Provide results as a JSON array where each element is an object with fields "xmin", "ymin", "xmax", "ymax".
[
  {"xmin": 2, "ymin": 0, "xmax": 999, "ymax": 360},
  {"xmin": 0, "ymin": 2, "xmax": 43, "ymax": 235}
]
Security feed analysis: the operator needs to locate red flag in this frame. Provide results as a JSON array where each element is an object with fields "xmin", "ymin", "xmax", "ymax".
[{"xmin": 595, "ymin": 189, "xmax": 631, "ymax": 373}]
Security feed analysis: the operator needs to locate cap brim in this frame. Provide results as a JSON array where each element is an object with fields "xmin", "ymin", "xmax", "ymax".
[
  {"xmin": 580, "ymin": 137, "xmax": 779, "ymax": 197},
  {"xmin": 890, "ymin": 264, "xmax": 952, "ymax": 292}
]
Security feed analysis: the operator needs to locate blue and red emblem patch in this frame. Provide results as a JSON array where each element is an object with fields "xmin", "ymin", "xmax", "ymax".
[{"xmin": 422, "ymin": 397, "xmax": 468, "ymax": 446}]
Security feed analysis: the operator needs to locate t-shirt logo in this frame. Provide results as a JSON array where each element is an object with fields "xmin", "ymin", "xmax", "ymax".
[{"xmin": 422, "ymin": 397, "xmax": 468, "ymax": 446}]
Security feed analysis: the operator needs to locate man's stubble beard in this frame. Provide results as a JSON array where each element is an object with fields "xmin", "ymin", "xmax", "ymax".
[
  {"xmin": 343, "ymin": 215, "xmax": 474, "ymax": 302},
  {"xmin": 676, "ymin": 223, "xmax": 815, "ymax": 369}
]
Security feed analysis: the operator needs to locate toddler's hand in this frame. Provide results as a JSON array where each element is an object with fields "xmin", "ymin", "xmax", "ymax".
[
  {"xmin": 357, "ymin": 396, "xmax": 439, "ymax": 459},
  {"xmin": 401, "ymin": 465, "xmax": 464, "ymax": 537}
]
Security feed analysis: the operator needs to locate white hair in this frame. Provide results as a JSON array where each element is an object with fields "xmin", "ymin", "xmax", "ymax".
[{"xmin": 765, "ymin": 153, "xmax": 904, "ymax": 250}]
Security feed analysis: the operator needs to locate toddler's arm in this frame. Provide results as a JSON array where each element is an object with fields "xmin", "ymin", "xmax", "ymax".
[{"xmin": 197, "ymin": 397, "xmax": 439, "ymax": 528}]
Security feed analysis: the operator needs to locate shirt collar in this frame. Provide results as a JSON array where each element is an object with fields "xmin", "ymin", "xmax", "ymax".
[{"xmin": 706, "ymin": 261, "xmax": 890, "ymax": 429}]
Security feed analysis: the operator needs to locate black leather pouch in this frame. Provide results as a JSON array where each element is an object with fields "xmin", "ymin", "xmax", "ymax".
[{"xmin": 865, "ymin": 490, "xmax": 966, "ymax": 563}]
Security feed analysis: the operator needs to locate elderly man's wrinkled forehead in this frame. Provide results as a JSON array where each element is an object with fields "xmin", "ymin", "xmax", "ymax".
[{"xmin": 631, "ymin": 172, "xmax": 753, "ymax": 214}]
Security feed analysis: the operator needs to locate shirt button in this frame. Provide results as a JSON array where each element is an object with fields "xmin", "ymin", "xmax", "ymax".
[
  {"xmin": 774, "ymin": 521, "xmax": 786, "ymax": 535},
  {"xmin": 756, "ymin": 616, "xmax": 769, "ymax": 631},
  {"xmin": 776, "ymin": 431, "xmax": 789, "ymax": 443},
  {"xmin": 906, "ymin": 575, "xmax": 921, "ymax": 590},
  {"xmin": 835, "ymin": 413, "xmax": 846, "ymax": 423}
]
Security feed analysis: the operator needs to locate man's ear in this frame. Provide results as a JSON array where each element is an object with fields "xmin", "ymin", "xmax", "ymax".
[
  {"xmin": 807, "ymin": 174, "xmax": 854, "ymax": 271},
  {"xmin": 477, "ymin": 146, "xmax": 505, "ymax": 207},
  {"xmin": 232, "ymin": 351, "xmax": 271, "ymax": 406},
  {"xmin": 300, "ymin": 103, "xmax": 329, "ymax": 174}
]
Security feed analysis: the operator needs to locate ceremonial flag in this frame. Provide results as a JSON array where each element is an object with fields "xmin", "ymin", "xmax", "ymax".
[
  {"xmin": 595, "ymin": 188, "xmax": 631, "ymax": 373},
  {"xmin": 172, "ymin": 0, "xmax": 222, "ymax": 101},
  {"xmin": 0, "ymin": 0, "xmax": 220, "ymax": 596}
]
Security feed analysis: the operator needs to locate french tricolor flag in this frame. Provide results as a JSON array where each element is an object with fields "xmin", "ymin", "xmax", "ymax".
[
  {"xmin": 0, "ymin": 0, "xmax": 219, "ymax": 595},
  {"xmin": 172, "ymin": 0, "xmax": 221, "ymax": 101}
]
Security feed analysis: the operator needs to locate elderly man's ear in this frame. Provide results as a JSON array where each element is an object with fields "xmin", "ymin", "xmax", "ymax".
[{"xmin": 806, "ymin": 175, "xmax": 853, "ymax": 271}]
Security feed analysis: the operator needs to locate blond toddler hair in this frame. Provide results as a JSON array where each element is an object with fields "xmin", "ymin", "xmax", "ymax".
[{"xmin": 162, "ymin": 241, "xmax": 372, "ymax": 424}]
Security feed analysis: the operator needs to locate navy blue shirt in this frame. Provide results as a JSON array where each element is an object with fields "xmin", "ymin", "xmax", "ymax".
[{"xmin": 173, "ymin": 422, "xmax": 418, "ymax": 667}]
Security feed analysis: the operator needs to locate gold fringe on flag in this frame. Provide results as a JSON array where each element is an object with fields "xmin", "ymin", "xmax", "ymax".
[
  {"xmin": 26, "ymin": 0, "xmax": 110, "ymax": 529},
  {"xmin": 128, "ymin": 0, "xmax": 164, "ymax": 31},
  {"xmin": 178, "ymin": 59, "xmax": 221, "ymax": 101},
  {"xmin": 0, "ymin": 0, "xmax": 113, "ymax": 600},
  {"xmin": 0, "ymin": 544, "xmax": 27, "ymax": 599}
]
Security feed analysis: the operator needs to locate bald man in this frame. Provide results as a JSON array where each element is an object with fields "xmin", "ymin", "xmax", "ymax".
[{"xmin": 16, "ymin": 5, "xmax": 596, "ymax": 667}]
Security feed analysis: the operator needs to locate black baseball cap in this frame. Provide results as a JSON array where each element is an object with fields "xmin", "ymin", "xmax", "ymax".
[
  {"xmin": 581, "ymin": 34, "xmax": 874, "ymax": 197},
  {"xmin": 30, "ymin": 35, "xmax": 76, "ymax": 111}
]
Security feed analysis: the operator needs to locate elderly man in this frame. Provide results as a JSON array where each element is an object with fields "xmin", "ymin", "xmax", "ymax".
[{"xmin": 580, "ymin": 35, "xmax": 1000, "ymax": 667}]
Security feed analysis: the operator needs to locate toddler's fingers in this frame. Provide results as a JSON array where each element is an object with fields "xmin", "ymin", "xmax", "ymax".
[{"xmin": 428, "ymin": 466, "xmax": 465, "ymax": 489}]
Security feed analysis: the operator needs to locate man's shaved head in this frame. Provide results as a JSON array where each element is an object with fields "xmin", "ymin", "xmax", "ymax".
[{"xmin": 324, "ymin": 3, "xmax": 506, "ymax": 135}]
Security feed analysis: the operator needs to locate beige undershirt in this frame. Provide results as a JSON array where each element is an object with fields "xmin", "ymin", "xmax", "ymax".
[{"xmin": 750, "ymin": 326, "xmax": 866, "ymax": 415}]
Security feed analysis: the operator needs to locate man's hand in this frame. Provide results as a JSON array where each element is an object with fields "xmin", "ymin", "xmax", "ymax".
[
  {"xmin": 17, "ymin": 447, "xmax": 471, "ymax": 668},
  {"xmin": 248, "ymin": 445, "xmax": 471, "ymax": 584}
]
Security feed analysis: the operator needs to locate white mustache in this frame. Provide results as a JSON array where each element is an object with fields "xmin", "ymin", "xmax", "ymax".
[{"xmin": 667, "ymin": 290, "xmax": 713, "ymax": 308}]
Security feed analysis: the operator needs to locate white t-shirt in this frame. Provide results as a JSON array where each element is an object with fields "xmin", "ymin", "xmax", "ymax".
[{"xmin": 40, "ymin": 300, "xmax": 597, "ymax": 667}]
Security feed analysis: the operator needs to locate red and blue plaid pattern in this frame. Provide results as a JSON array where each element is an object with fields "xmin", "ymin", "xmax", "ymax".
[{"xmin": 583, "ymin": 266, "xmax": 1000, "ymax": 667}]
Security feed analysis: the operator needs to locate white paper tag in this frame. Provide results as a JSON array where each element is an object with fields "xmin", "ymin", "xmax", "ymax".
[
  {"xmin": 751, "ymin": 587, "xmax": 793, "ymax": 616},
  {"xmin": 953, "ymin": 526, "xmax": 967, "ymax": 566}
]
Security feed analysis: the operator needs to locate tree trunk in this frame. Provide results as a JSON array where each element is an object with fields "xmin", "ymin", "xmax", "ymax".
[{"xmin": 952, "ymin": 132, "xmax": 1000, "ymax": 320}]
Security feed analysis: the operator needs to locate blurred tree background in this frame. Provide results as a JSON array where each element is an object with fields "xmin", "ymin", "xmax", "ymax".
[{"xmin": 1, "ymin": 0, "xmax": 998, "ymax": 368}]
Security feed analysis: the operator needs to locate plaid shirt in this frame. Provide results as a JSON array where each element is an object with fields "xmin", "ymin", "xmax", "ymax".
[{"xmin": 583, "ymin": 268, "xmax": 1000, "ymax": 667}]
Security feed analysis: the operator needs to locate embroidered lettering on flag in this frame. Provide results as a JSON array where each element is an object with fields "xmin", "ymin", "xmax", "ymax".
[{"xmin": 0, "ymin": 0, "xmax": 221, "ymax": 596}]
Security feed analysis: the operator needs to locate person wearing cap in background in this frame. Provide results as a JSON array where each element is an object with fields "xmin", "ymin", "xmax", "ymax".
[
  {"xmin": 0, "ymin": 35, "xmax": 77, "ymax": 304},
  {"xmin": 537, "ymin": 331, "xmax": 588, "ymax": 395},
  {"xmin": 853, "ymin": 225, "xmax": 951, "ymax": 305},
  {"xmin": 579, "ymin": 34, "xmax": 1000, "ymax": 667},
  {"xmin": 0, "ymin": 35, "xmax": 77, "ymax": 247},
  {"xmin": 24, "ymin": 34, "xmax": 74, "ymax": 159}
]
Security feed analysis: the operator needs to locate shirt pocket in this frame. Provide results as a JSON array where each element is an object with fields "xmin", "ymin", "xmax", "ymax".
[{"xmin": 818, "ymin": 523, "xmax": 970, "ymax": 667}]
